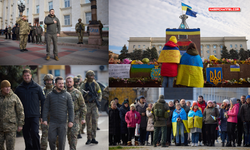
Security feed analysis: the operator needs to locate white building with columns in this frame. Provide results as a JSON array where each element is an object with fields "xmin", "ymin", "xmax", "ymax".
[{"xmin": 0, "ymin": 0, "xmax": 108, "ymax": 33}]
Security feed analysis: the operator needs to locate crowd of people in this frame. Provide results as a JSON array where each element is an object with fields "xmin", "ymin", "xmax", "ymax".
[
  {"xmin": 109, "ymin": 95, "xmax": 250, "ymax": 147},
  {"xmin": 0, "ymin": 69, "xmax": 102, "ymax": 150}
]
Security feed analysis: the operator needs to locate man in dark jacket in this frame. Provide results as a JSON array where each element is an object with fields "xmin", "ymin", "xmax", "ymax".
[
  {"xmin": 114, "ymin": 97, "xmax": 121, "ymax": 108},
  {"xmin": 36, "ymin": 23, "xmax": 43, "ymax": 44},
  {"xmin": 135, "ymin": 96, "xmax": 148, "ymax": 145},
  {"xmin": 197, "ymin": 95, "xmax": 207, "ymax": 146},
  {"xmin": 166, "ymin": 101, "xmax": 175, "ymax": 146},
  {"xmin": 28, "ymin": 23, "xmax": 32, "ymax": 42},
  {"xmin": 4, "ymin": 26, "xmax": 8, "ymax": 39},
  {"xmin": 180, "ymin": 99, "xmax": 190, "ymax": 146},
  {"xmin": 119, "ymin": 100, "xmax": 130, "ymax": 145},
  {"xmin": 44, "ymin": 9, "xmax": 61, "ymax": 61},
  {"xmin": 12, "ymin": 25, "xmax": 16, "ymax": 40},
  {"xmin": 43, "ymin": 76, "xmax": 74, "ymax": 150},
  {"xmin": 109, "ymin": 100, "xmax": 121, "ymax": 146},
  {"xmin": 237, "ymin": 95, "xmax": 246, "ymax": 146},
  {"xmin": 240, "ymin": 95, "xmax": 250, "ymax": 147},
  {"xmin": 152, "ymin": 95, "xmax": 170, "ymax": 147},
  {"xmin": 15, "ymin": 69, "xmax": 45, "ymax": 150}
]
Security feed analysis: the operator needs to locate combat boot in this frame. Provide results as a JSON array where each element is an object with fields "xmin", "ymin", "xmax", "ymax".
[
  {"xmin": 135, "ymin": 141, "xmax": 139, "ymax": 146},
  {"xmin": 54, "ymin": 56, "xmax": 59, "ymax": 61},
  {"xmin": 46, "ymin": 55, "xmax": 50, "ymax": 60},
  {"xmin": 91, "ymin": 138, "xmax": 98, "ymax": 144},
  {"xmin": 127, "ymin": 141, "xmax": 132, "ymax": 146},
  {"xmin": 77, "ymin": 133, "xmax": 82, "ymax": 139},
  {"xmin": 86, "ymin": 139, "xmax": 92, "ymax": 145},
  {"xmin": 20, "ymin": 49, "xmax": 24, "ymax": 52}
]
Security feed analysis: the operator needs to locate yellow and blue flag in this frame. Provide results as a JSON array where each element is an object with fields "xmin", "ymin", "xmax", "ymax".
[
  {"xmin": 188, "ymin": 109, "xmax": 203, "ymax": 129},
  {"xmin": 186, "ymin": 7, "xmax": 197, "ymax": 17},
  {"xmin": 158, "ymin": 41, "xmax": 181, "ymax": 63},
  {"xmin": 230, "ymin": 65, "xmax": 240, "ymax": 72},
  {"xmin": 181, "ymin": 3, "xmax": 192, "ymax": 11},
  {"xmin": 166, "ymin": 29, "xmax": 200, "ymax": 35},
  {"xmin": 176, "ymin": 53, "xmax": 204, "ymax": 87},
  {"xmin": 172, "ymin": 108, "xmax": 189, "ymax": 137}
]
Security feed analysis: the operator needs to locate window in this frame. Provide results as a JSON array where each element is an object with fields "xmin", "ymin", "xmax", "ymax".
[
  {"xmin": 143, "ymin": 45, "xmax": 145, "ymax": 49},
  {"xmin": 85, "ymin": 0, "xmax": 91, "ymax": 3},
  {"xmin": 133, "ymin": 45, "xmax": 135, "ymax": 48},
  {"xmin": 206, "ymin": 50, "xmax": 209, "ymax": 54},
  {"xmin": 36, "ymin": 5, "xmax": 39, "ymax": 14},
  {"xmin": 230, "ymin": 44, "xmax": 232, "ymax": 48},
  {"xmin": 85, "ymin": 12, "xmax": 92, "ymax": 23},
  {"xmin": 240, "ymin": 44, "xmax": 242, "ymax": 48},
  {"xmin": 201, "ymin": 45, "xmax": 203, "ymax": 49},
  {"xmin": 138, "ymin": 45, "xmax": 140, "ymax": 48},
  {"xmin": 54, "ymin": 70, "xmax": 60, "ymax": 76},
  {"xmin": 64, "ymin": 15, "xmax": 70, "ymax": 25},
  {"xmin": 213, "ymin": 45, "xmax": 216, "ymax": 49},
  {"xmin": 207, "ymin": 45, "xmax": 209, "ymax": 49},
  {"xmin": 213, "ymin": 50, "xmax": 216, "ymax": 53},
  {"xmin": 65, "ymin": 0, "xmax": 70, "ymax": 8},
  {"xmin": 220, "ymin": 45, "xmax": 223, "ymax": 49},
  {"xmin": 85, "ymin": 71, "xmax": 98, "ymax": 80},
  {"xmin": 27, "ymin": 8, "xmax": 29, "ymax": 16},
  {"xmin": 48, "ymin": 1, "xmax": 53, "ymax": 11},
  {"xmin": 235, "ymin": 44, "xmax": 237, "ymax": 48}
]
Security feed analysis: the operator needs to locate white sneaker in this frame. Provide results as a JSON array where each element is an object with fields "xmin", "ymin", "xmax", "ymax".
[
  {"xmin": 191, "ymin": 143, "xmax": 194, "ymax": 147},
  {"xmin": 199, "ymin": 141, "xmax": 202, "ymax": 146},
  {"xmin": 195, "ymin": 143, "xmax": 198, "ymax": 147}
]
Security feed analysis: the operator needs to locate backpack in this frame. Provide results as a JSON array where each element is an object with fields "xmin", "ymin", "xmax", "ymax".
[{"xmin": 154, "ymin": 102, "xmax": 165, "ymax": 118}]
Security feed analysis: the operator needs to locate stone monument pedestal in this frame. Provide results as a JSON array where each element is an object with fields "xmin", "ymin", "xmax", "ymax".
[{"xmin": 88, "ymin": 24, "xmax": 102, "ymax": 45}]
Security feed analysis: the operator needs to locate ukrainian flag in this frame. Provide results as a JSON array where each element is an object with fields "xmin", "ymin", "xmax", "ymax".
[
  {"xmin": 230, "ymin": 65, "xmax": 240, "ymax": 72},
  {"xmin": 158, "ymin": 44, "xmax": 181, "ymax": 63},
  {"xmin": 188, "ymin": 109, "xmax": 203, "ymax": 129},
  {"xmin": 166, "ymin": 29, "xmax": 200, "ymax": 35},
  {"xmin": 172, "ymin": 108, "xmax": 189, "ymax": 137},
  {"xmin": 176, "ymin": 53, "xmax": 204, "ymax": 87},
  {"xmin": 181, "ymin": 3, "xmax": 192, "ymax": 11}
]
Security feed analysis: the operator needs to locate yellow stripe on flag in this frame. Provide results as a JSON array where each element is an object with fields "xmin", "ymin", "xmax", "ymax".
[
  {"xmin": 166, "ymin": 31, "xmax": 200, "ymax": 35},
  {"xmin": 230, "ymin": 68, "xmax": 240, "ymax": 72}
]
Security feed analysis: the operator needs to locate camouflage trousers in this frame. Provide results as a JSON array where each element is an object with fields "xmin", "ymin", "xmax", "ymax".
[
  {"xmin": 0, "ymin": 131, "xmax": 16, "ymax": 150},
  {"xmin": 80, "ymin": 121, "xmax": 85, "ymax": 134},
  {"xmin": 86, "ymin": 103, "xmax": 98, "ymax": 140},
  {"xmin": 77, "ymin": 32, "xmax": 83, "ymax": 43},
  {"xmin": 19, "ymin": 34, "xmax": 28, "ymax": 49},
  {"xmin": 67, "ymin": 112, "xmax": 80, "ymax": 150}
]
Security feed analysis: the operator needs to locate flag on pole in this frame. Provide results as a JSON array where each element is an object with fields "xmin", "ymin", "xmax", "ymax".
[
  {"xmin": 186, "ymin": 7, "xmax": 197, "ymax": 17},
  {"xmin": 181, "ymin": 3, "xmax": 192, "ymax": 11}
]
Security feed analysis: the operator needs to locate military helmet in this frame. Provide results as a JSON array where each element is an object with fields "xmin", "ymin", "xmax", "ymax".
[
  {"xmin": 77, "ymin": 74, "xmax": 82, "ymax": 79},
  {"xmin": 78, "ymin": 18, "xmax": 82, "ymax": 21},
  {"xmin": 73, "ymin": 76, "xmax": 80, "ymax": 82},
  {"xmin": 43, "ymin": 74, "xmax": 54, "ymax": 85},
  {"xmin": 85, "ymin": 70, "xmax": 95, "ymax": 78}
]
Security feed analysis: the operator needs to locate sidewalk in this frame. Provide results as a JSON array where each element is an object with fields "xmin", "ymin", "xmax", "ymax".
[{"xmin": 0, "ymin": 36, "xmax": 108, "ymax": 65}]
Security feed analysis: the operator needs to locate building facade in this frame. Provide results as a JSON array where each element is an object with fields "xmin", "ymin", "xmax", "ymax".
[
  {"xmin": 128, "ymin": 36, "xmax": 248, "ymax": 59},
  {"xmin": 0, "ymin": 0, "xmax": 108, "ymax": 32}
]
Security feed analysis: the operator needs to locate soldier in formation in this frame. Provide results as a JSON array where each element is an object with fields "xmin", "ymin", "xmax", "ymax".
[
  {"xmin": 75, "ymin": 18, "xmax": 85, "ymax": 44},
  {"xmin": 31, "ymin": 23, "xmax": 37, "ymax": 43},
  {"xmin": 0, "ymin": 80, "xmax": 24, "ymax": 150},
  {"xmin": 16, "ymin": 15, "xmax": 30, "ymax": 52},
  {"xmin": 36, "ymin": 23, "xmax": 43, "ymax": 44},
  {"xmin": 80, "ymin": 70, "xmax": 102, "ymax": 145}
]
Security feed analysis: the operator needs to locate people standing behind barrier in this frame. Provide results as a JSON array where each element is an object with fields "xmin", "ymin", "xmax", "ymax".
[
  {"xmin": 119, "ymin": 100, "xmax": 130, "ymax": 145},
  {"xmin": 188, "ymin": 102, "xmax": 203, "ymax": 147},
  {"xmin": 240, "ymin": 95, "xmax": 250, "ymax": 147},
  {"xmin": 109, "ymin": 101, "xmax": 120, "ymax": 146},
  {"xmin": 125, "ymin": 104, "xmax": 141, "ymax": 146},
  {"xmin": 219, "ymin": 99, "xmax": 230, "ymax": 147},
  {"xmin": 145, "ymin": 103, "xmax": 154, "ymax": 146}
]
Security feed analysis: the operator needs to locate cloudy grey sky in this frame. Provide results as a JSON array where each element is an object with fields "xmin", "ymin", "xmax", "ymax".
[{"xmin": 109, "ymin": 0, "xmax": 250, "ymax": 54}]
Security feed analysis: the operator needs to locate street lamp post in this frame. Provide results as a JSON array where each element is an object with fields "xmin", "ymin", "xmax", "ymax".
[{"xmin": 17, "ymin": 0, "xmax": 26, "ymax": 17}]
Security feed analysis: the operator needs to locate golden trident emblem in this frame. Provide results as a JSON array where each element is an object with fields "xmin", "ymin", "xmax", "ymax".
[{"xmin": 210, "ymin": 69, "xmax": 222, "ymax": 86}]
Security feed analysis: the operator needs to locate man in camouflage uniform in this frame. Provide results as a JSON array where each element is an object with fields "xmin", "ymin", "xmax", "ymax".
[
  {"xmin": 36, "ymin": 23, "xmax": 43, "ymax": 44},
  {"xmin": 66, "ymin": 77, "xmax": 87, "ymax": 150},
  {"xmin": 44, "ymin": 24, "xmax": 47, "ymax": 44},
  {"xmin": 80, "ymin": 70, "xmax": 102, "ymax": 145},
  {"xmin": 41, "ymin": 74, "xmax": 54, "ymax": 150},
  {"xmin": 0, "ymin": 80, "xmax": 24, "ymax": 150},
  {"xmin": 15, "ymin": 25, "xmax": 20, "ymax": 41},
  {"xmin": 73, "ymin": 77, "xmax": 80, "ymax": 90},
  {"xmin": 75, "ymin": 18, "xmax": 85, "ymax": 44},
  {"xmin": 77, "ymin": 74, "xmax": 86, "ymax": 135},
  {"xmin": 31, "ymin": 23, "xmax": 37, "ymax": 43},
  {"xmin": 16, "ymin": 15, "xmax": 30, "ymax": 52}
]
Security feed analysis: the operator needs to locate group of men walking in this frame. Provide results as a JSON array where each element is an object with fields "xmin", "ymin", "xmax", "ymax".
[{"xmin": 0, "ymin": 69, "xmax": 102, "ymax": 150}]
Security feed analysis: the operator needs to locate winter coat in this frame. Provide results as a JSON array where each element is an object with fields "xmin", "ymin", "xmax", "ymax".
[
  {"xmin": 219, "ymin": 108, "xmax": 229, "ymax": 132},
  {"xmin": 125, "ymin": 110, "xmax": 141, "ymax": 128},
  {"xmin": 146, "ymin": 108, "xmax": 154, "ymax": 131},
  {"xmin": 119, "ymin": 103, "xmax": 130, "ymax": 134},
  {"xmin": 135, "ymin": 102, "xmax": 148, "ymax": 128},
  {"xmin": 44, "ymin": 14, "xmax": 61, "ymax": 34},
  {"xmin": 197, "ymin": 100, "xmax": 207, "ymax": 113},
  {"xmin": 109, "ymin": 108, "xmax": 120, "ymax": 135},
  {"xmin": 240, "ymin": 103, "xmax": 250, "ymax": 122},
  {"xmin": 15, "ymin": 79, "xmax": 45, "ymax": 118},
  {"xmin": 203, "ymin": 107, "xmax": 219, "ymax": 124},
  {"xmin": 160, "ymin": 41, "xmax": 179, "ymax": 77},
  {"xmin": 36, "ymin": 26, "xmax": 43, "ymax": 35},
  {"xmin": 227, "ymin": 103, "xmax": 239, "ymax": 123},
  {"xmin": 42, "ymin": 87, "xmax": 74, "ymax": 124}
]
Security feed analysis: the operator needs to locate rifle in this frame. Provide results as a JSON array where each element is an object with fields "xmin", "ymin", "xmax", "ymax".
[{"xmin": 82, "ymin": 88, "xmax": 100, "ymax": 108}]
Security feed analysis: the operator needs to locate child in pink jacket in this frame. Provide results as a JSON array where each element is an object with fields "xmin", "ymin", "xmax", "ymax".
[
  {"xmin": 225, "ymin": 98, "xmax": 240, "ymax": 147},
  {"xmin": 125, "ymin": 103, "xmax": 141, "ymax": 146}
]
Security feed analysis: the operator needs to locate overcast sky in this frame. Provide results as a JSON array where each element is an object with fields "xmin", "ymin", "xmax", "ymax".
[{"xmin": 109, "ymin": 0, "xmax": 250, "ymax": 54}]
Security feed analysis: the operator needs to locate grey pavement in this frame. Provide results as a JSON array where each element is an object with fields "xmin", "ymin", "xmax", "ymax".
[{"xmin": 14, "ymin": 112, "xmax": 108, "ymax": 150}]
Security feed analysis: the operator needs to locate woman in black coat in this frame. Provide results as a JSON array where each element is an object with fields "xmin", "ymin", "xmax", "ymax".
[
  {"xmin": 109, "ymin": 101, "xmax": 121, "ymax": 146},
  {"xmin": 119, "ymin": 100, "xmax": 130, "ymax": 145}
]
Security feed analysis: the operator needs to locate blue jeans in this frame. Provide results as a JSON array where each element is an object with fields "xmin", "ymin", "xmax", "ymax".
[
  {"xmin": 162, "ymin": 76, "xmax": 174, "ymax": 88},
  {"xmin": 176, "ymin": 122, "xmax": 184, "ymax": 144},
  {"xmin": 221, "ymin": 131, "xmax": 228, "ymax": 143},
  {"xmin": 192, "ymin": 133, "xmax": 199, "ymax": 144}
]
